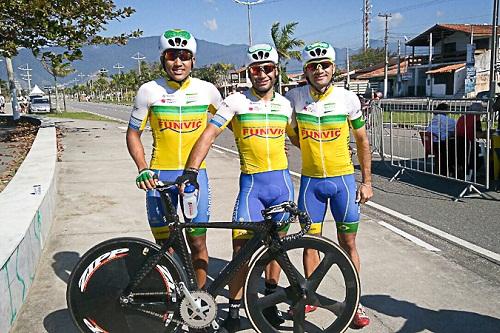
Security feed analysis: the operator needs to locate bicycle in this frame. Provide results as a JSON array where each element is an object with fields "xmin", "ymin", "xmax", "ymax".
[{"xmin": 67, "ymin": 181, "xmax": 360, "ymax": 332}]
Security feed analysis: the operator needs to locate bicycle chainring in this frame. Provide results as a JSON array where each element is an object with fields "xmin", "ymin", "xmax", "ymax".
[{"xmin": 179, "ymin": 290, "xmax": 217, "ymax": 329}]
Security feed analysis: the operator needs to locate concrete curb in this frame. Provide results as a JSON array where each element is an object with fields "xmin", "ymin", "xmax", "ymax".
[{"xmin": 0, "ymin": 117, "xmax": 57, "ymax": 333}]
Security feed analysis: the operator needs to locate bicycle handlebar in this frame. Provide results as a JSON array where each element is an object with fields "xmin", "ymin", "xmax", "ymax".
[{"xmin": 261, "ymin": 201, "xmax": 312, "ymax": 240}]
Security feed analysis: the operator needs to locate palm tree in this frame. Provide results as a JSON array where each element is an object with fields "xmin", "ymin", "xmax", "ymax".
[
  {"xmin": 271, "ymin": 21, "xmax": 304, "ymax": 93},
  {"xmin": 41, "ymin": 54, "xmax": 75, "ymax": 112}
]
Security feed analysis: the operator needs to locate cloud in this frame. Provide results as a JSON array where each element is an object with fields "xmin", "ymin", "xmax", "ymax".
[
  {"xmin": 204, "ymin": 18, "xmax": 218, "ymax": 31},
  {"xmin": 436, "ymin": 10, "xmax": 443, "ymax": 17},
  {"xmin": 376, "ymin": 12, "xmax": 404, "ymax": 29}
]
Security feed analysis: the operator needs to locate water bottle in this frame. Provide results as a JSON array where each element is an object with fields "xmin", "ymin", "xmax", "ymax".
[{"xmin": 183, "ymin": 184, "xmax": 198, "ymax": 219}]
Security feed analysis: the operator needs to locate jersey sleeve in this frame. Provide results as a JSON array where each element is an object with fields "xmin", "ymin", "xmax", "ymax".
[
  {"xmin": 345, "ymin": 90, "xmax": 364, "ymax": 129},
  {"xmin": 206, "ymin": 82, "xmax": 223, "ymax": 115},
  {"xmin": 209, "ymin": 93, "xmax": 240, "ymax": 129},
  {"xmin": 128, "ymin": 83, "xmax": 151, "ymax": 131}
]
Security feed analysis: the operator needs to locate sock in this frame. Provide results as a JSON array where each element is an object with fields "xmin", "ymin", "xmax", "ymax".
[
  {"xmin": 265, "ymin": 281, "xmax": 277, "ymax": 296},
  {"xmin": 228, "ymin": 298, "xmax": 241, "ymax": 319}
]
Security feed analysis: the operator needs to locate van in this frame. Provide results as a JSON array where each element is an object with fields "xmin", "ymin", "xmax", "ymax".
[{"xmin": 29, "ymin": 96, "xmax": 50, "ymax": 114}]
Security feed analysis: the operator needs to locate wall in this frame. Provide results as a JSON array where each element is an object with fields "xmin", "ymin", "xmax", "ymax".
[{"xmin": 0, "ymin": 118, "xmax": 57, "ymax": 333}]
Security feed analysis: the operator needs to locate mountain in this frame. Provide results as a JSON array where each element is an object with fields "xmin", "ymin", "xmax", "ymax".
[
  {"xmin": 0, "ymin": 36, "xmax": 248, "ymax": 89},
  {"xmin": 0, "ymin": 36, "xmax": 403, "ymax": 89}
]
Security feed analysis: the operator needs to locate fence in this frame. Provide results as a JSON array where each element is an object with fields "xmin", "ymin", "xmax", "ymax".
[{"xmin": 371, "ymin": 98, "xmax": 495, "ymax": 198}]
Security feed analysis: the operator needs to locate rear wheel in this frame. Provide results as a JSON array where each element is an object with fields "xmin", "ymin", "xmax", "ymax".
[
  {"xmin": 67, "ymin": 237, "xmax": 185, "ymax": 332},
  {"xmin": 244, "ymin": 235, "xmax": 360, "ymax": 333}
]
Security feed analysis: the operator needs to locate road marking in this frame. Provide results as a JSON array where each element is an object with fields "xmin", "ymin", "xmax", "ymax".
[
  {"xmin": 377, "ymin": 221, "xmax": 440, "ymax": 252},
  {"xmin": 367, "ymin": 201, "xmax": 500, "ymax": 263}
]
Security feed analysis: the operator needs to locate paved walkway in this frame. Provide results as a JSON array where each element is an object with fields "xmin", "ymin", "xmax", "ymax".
[{"xmin": 11, "ymin": 119, "xmax": 500, "ymax": 332}]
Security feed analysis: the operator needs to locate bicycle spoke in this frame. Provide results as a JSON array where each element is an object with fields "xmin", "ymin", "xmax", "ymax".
[
  {"xmin": 306, "ymin": 251, "xmax": 336, "ymax": 291},
  {"xmin": 292, "ymin": 302, "xmax": 305, "ymax": 333},
  {"xmin": 275, "ymin": 252, "xmax": 307, "ymax": 287},
  {"xmin": 254, "ymin": 287, "xmax": 288, "ymax": 310}
]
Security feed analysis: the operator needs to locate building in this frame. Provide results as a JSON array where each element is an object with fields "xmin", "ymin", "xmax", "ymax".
[{"xmin": 405, "ymin": 24, "xmax": 495, "ymax": 98}]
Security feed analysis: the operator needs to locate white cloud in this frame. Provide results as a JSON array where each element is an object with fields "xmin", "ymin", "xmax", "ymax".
[
  {"xmin": 436, "ymin": 10, "xmax": 444, "ymax": 17},
  {"xmin": 376, "ymin": 12, "xmax": 404, "ymax": 29},
  {"xmin": 204, "ymin": 18, "xmax": 218, "ymax": 31}
]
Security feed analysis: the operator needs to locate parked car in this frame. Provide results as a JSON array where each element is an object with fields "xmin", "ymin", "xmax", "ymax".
[
  {"xmin": 29, "ymin": 96, "xmax": 50, "ymax": 114},
  {"xmin": 475, "ymin": 91, "xmax": 490, "ymax": 100}
]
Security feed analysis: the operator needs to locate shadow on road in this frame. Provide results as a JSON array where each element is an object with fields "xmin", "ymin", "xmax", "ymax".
[
  {"xmin": 52, "ymin": 251, "xmax": 81, "ymax": 284},
  {"xmin": 362, "ymin": 294, "xmax": 500, "ymax": 333},
  {"xmin": 43, "ymin": 309, "xmax": 79, "ymax": 333}
]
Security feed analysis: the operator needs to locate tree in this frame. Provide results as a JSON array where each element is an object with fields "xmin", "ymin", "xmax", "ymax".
[
  {"xmin": 270, "ymin": 22, "xmax": 304, "ymax": 93},
  {"xmin": 193, "ymin": 63, "xmax": 234, "ymax": 87},
  {"xmin": 350, "ymin": 47, "xmax": 392, "ymax": 70},
  {"xmin": 41, "ymin": 54, "xmax": 75, "ymax": 112},
  {"xmin": 0, "ymin": 1, "xmax": 141, "ymax": 61}
]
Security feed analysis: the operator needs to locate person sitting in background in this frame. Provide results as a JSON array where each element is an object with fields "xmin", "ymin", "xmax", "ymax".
[
  {"xmin": 426, "ymin": 103, "xmax": 456, "ymax": 175},
  {"xmin": 456, "ymin": 102, "xmax": 485, "ymax": 179}
]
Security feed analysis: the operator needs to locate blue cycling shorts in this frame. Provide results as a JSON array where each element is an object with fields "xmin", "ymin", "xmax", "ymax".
[
  {"xmin": 146, "ymin": 169, "xmax": 211, "ymax": 240},
  {"xmin": 298, "ymin": 174, "xmax": 360, "ymax": 234},
  {"xmin": 232, "ymin": 169, "xmax": 294, "ymax": 240}
]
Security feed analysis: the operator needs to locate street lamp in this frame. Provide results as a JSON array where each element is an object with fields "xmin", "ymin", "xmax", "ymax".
[{"xmin": 233, "ymin": 0, "xmax": 264, "ymax": 45}]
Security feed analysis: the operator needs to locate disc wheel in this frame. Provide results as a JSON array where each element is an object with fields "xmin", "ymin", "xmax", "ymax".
[
  {"xmin": 67, "ymin": 237, "xmax": 185, "ymax": 332},
  {"xmin": 244, "ymin": 235, "xmax": 360, "ymax": 333}
]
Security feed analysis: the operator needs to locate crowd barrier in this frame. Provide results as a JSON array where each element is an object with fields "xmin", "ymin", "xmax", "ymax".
[{"xmin": 371, "ymin": 98, "xmax": 496, "ymax": 198}]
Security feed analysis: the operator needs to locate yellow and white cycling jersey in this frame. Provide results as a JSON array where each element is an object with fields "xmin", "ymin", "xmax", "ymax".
[
  {"xmin": 286, "ymin": 85, "xmax": 364, "ymax": 178},
  {"xmin": 128, "ymin": 77, "xmax": 222, "ymax": 170},
  {"xmin": 209, "ymin": 89, "xmax": 294, "ymax": 174}
]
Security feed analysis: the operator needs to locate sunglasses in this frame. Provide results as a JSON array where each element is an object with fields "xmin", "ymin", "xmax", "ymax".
[
  {"xmin": 248, "ymin": 64, "xmax": 276, "ymax": 75},
  {"xmin": 305, "ymin": 61, "xmax": 333, "ymax": 72},
  {"xmin": 164, "ymin": 49, "xmax": 193, "ymax": 61}
]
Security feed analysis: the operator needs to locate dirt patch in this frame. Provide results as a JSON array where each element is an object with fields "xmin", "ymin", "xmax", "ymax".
[{"xmin": 0, "ymin": 117, "xmax": 39, "ymax": 192}]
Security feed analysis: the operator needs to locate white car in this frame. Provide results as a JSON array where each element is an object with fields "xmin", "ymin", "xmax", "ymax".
[{"xmin": 29, "ymin": 96, "xmax": 51, "ymax": 113}]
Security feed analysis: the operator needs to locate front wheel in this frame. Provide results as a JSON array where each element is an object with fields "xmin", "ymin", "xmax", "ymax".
[
  {"xmin": 67, "ymin": 237, "xmax": 185, "ymax": 332},
  {"xmin": 244, "ymin": 235, "xmax": 360, "ymax": 333}
]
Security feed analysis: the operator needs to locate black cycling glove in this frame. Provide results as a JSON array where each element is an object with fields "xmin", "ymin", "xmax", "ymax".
[{"xmin": 175, "ymin": 168, "xmax": 199, "ymax": 189}]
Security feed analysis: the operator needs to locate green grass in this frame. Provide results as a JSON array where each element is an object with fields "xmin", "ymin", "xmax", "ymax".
[{"xmin": 45, "ymin": 111, "xmax": 119, "ymax": 122}]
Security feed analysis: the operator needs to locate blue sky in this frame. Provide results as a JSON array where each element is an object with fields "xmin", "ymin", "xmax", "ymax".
[{"xmin": 104, "ymin": 0, "xmax": 493, "ymax": 48}]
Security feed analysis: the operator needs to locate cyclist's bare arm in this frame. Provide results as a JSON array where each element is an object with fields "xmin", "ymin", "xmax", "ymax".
[
  {"xmin": 126, "ymin": 128, "xmax": 149, "ymax": 172},
  {"xmin": 352, "ymin": 126, "xmax": 373, "ymax": 203},
  {"xmin": 185, "ymin": 123, "xmax": 223, "ymax": 170}
]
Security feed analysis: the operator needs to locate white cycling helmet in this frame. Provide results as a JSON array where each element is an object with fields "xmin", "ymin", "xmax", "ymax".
[
  {"xmin": 159, "ymin": 29, "xmax": 197, "ymax": 55},
  {"xmin": 246, "ymin": 43, "xmax": 279, "ymax": 67},
  {"xmin": 301, "ymin": 41, "xmax": 335, "ymax": 67}
]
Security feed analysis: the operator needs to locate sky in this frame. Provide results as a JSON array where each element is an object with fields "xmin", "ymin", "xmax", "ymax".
[{"xmin": 103, "ymin": 0, "xmax": 494, "ymax": 49}]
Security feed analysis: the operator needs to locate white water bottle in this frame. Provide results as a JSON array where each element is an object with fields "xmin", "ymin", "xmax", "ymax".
[{"xmin": 183, "ymin": 184, "xmax": 198, "ymax": 219}]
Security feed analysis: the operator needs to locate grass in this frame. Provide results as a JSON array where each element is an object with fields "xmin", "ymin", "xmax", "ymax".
[{"xmin": 44, "ymin": 111, "xmax": 120, "ymax": 122}]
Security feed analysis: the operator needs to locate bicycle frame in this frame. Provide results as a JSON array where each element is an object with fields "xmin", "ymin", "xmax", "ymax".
[{"xmin": 123, "ymin": 185, "xmax": 305, "ymax": 302}]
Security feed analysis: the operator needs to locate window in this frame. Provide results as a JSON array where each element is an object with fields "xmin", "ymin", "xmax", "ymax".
[{"xmin": 443, "ymin": 42, "xmax": 456, "ymax": 54}]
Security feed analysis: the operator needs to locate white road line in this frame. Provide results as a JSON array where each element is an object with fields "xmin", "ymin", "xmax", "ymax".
[
  {"xmin": 367, "ymin": 201, "xmax": 500, "ymax": 263},
  {"xmin": 213, "ymin": 144, "xmax": 239, "ymax": 155},
  {"xmin": 378, "ymin": 221, "xmax": 441, "ymax": 252},
  {"xmin": 215, "ymin": 143, "xmax": 500, "ymax": 262}
]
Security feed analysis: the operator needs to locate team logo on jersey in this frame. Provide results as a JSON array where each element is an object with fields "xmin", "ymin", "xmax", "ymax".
[
  {"xmin": 185, "ymin": 93, "xmax": 198, "ymax": 104},
  {"xmin": 160, "ymin": 94, "xmax": 176, "ymax": 104},
  {"xmin": 242, "ymin": 126, "xmax": 285, "ymax": 139},
  {"xmin": 159, "ymin": 119, "xmax": 203, "ymax": 133},
  {"xmin": 324, "ymin": 102, "xmax": 336, "ymax": 113},
  {"xmin": 301, "ymin": 128, "xmax": 341, "ymax": 142}
]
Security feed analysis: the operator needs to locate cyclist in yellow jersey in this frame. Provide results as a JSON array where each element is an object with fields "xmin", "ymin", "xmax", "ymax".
[
  {"xmin": 179, "ymin": 44, "xmax": 295, "ymax": 332},
  {"xmin": 126, "ymin": 29, "xmax": 222, "ymax": 289},
  {"xmin": 286, "ymin": 41, "xmax": 373, "ymax": 328}
]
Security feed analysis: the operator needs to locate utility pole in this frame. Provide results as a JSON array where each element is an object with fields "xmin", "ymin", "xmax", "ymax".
[
  {"xmin": 5, "ymin": 57, "xmax": 20, "ymax": 120},
  {"xmin": 363, "ymin": 0, "xmax": 372, "ymax": 51},
  {"xmin": 489, "ymin": 0, "xmax": 499, "ymax": 100},
  {"xmin": 113, "ymin": 63, "xmax": 124, "ymax": 75},
  {"xmin": 18, "ymin": 64, "xmax": 32, "ymax": 91},
  {"xmin": 234, "ymin": 0, "xmax": 264, "ymax": 45},
  {"xmin": 396, "ymin": 39, "xmax": 401, "ymax": 97},
  {"xmin": 131, "ymin": 52, "xmax": 145, "ymax": 76},
  {"xmin": 379, "ymin": 13, "xmax": 391, "ymax": 98},
  {"xmin": 113, "ymin": 63, "xmax": 124, "ymax": 101},
  {"xmin": 346, "ymin": 48, "xmax": 351, "ymax": 89},
  {"xmin": 429, "ymin": 32, "xmax": 433, "ymax": 97}
]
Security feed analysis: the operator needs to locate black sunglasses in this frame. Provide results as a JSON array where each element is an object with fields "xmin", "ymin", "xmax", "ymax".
[
  {"xmin": 164, "ymin": 49, "xmax": 193, "ymax": 61},
  {"xmin": 305, "ymin": 61, "xmax": 333, "ymax": 72}
]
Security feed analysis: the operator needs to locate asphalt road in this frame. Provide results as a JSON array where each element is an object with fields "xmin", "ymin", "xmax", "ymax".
[{"xmin": 66, "ymin": 100, "xmax": 500, "ymax": 264}]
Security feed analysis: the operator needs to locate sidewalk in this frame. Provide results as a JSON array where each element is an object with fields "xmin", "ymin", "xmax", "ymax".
[{"xmin": 11, "ymin": 119, "xmax": 500, "ymax": 332}]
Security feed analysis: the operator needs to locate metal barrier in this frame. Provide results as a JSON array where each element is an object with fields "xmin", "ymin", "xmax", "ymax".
[
  {"xmin": 364, "ymin": 102, "xmax": 385, "ymax": 157},
  {"xmin": 372, "ymin": 98, "xmax": 494, "ymax": 199}
]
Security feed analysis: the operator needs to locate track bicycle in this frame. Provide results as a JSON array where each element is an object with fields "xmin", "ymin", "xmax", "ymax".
[{"xmin": 67, "ymin": 181, "xmax": 360, "ymax": 332}]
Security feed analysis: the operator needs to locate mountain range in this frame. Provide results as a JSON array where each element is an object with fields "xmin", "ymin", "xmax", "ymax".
[{"xmin": 0, "ymin": 36, "xmax": 399, "ymax": 90}]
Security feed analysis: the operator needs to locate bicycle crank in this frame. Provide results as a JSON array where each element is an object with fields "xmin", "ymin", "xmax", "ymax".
[{"xmin": 179, "ymin": 290, "xmax": 217, "ymax": 329}]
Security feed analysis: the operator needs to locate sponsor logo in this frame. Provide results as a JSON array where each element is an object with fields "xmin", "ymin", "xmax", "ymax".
[
  {"xmin": 324, "ymin": 102, "xmax": 336, "ymax": 113},
  {"xmin": 242, "ymin": 127, "xmax": 285, "ymax": 139},
  {"xmin": 155, "ymin": 265, "xmax": 176, "ymax": 293},
  {"xmin": 79, "ymin": 248, "xmax": 129, "ymax": 292},
  {"xmin": 301, "ymin": 128, "xmax": 341, "ymax": 142},
  {"xmin": 158, "ymin": 120, "xmax": 203, "ymax": 133},
  {"xmin": 185, "ymin": 93, "xmax": 198, "ymax": 104},
  {"xmin": 83, "ymin": 318, "xmax": 108, "ymax": 333}
]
